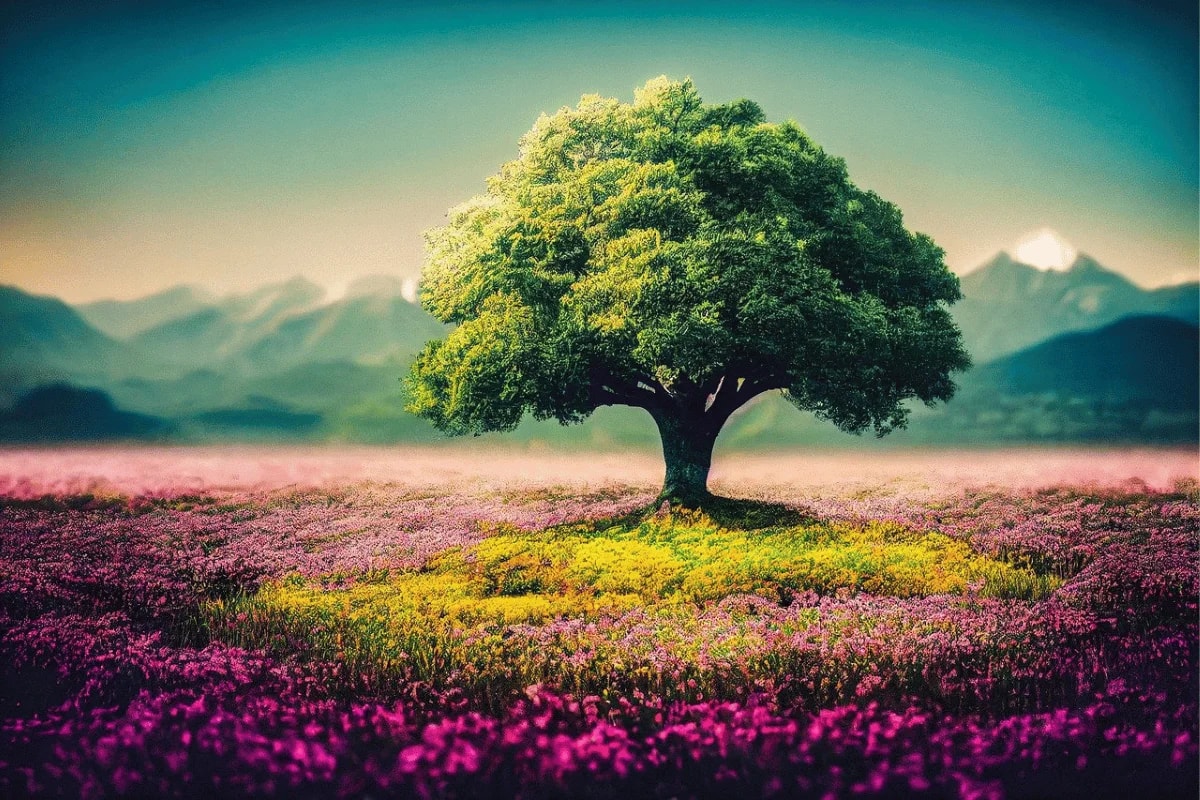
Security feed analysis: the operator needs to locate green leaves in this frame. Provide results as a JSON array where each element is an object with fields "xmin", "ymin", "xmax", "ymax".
[
  {"xmin": 407, "ymin": 293, "xmax": 537, "ymax": 435},
  {"xmin": 408, "ymin": 76, "xmax": 969, "ymax": 447}
]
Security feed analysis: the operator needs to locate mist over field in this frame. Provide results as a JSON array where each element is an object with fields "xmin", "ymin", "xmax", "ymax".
[{"xmin": 0, "ymin": 446, "xmax": 1195, "ymax": 500}]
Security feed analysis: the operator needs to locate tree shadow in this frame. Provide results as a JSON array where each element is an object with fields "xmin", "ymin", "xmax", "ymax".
[
  {"xmin": 560, "ymin": 493, "xmax": 822, "ymax": 533},
  {"xmin": 635, "ymin": 494, "xmax": 819, "ymax": 530},
  {"xmin": 697, "ymin": 495, "xmax": 820, "ymax": 530}
]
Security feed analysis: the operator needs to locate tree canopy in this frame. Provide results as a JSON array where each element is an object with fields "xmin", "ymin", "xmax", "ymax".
[{"xmin": 407, "ymin": 77, "xmax": 970, "ymax": 502}]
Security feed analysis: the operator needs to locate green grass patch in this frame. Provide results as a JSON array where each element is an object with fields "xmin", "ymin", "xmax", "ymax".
[{"xmin": 203, "ymin": 509, "xmax": 1058, "ymax": 705}]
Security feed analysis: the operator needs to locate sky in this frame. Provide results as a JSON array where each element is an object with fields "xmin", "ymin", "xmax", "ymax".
[{"xmin": 1, "ymin": 0, "xmax": 1196, "ymax": 303}]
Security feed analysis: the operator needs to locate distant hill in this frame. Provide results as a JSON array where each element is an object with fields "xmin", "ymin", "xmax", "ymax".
[
  {"xmin": 230, "ymin": 293, "xmax": 444, "ymax": 373},
  {"xmin": 0, "ymin": 383, "xmax": 169, "ymax": 442},
  {"xmin": 121, "ymin": 277, "xmax": 444, "ymax": 377},
  {"xmin": 93, "ymin": 278, "xmax": 443, "ymax": 439},
  {"xmin": 0, "ymin": 279, "xmax": 444, "ymax": 440},
  {"xmin": 77, "ymin": 285, "xmax": 215, "ymax": 340},
  {"xmin": 131, "ymin": 277, "xmax": 327, "ymax": 372},
  {"xmin": 3, "ymin": 260, "xmax": 1195, "ymax": 446},
  {"xmin": 972, "ymin": 315, "xmax": 1198, "ymax": 408},
  {"xmin": 916, "ymin": 315, "xmax": 1199, "ymax": 443},
  {"xmin": 717, "ymin": 315, "xmax": 1199, "ymax": 448},
  {"xmin": 0, "ymin": 285, "xmax": 131, "ymax": 403},
  {"xmin": 104, "ymin": 358, "xmax": 435, "ymax": 441},
  {"xmin": 187, "ymin": 406, "xmax": 323, "ymax": 438},
  {"xmin": 953, "ymin": 253, "xmax": 1198, "ymax": 363}
]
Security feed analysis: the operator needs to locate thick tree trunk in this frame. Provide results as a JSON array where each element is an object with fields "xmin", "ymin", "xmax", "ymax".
[{"xmin": 653, "ymin": 412, "xmax": 717, "ymax": 507}]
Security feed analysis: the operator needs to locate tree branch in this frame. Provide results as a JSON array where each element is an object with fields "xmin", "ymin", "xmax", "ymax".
[
  {"xmin": 704, "ymin": 373, "xmax": 782, "ymax": 428},
  {"xmin": 703, "ymin": 374, "xmax": 726, "ymax": 412},
  {"xmin": 589, "ymin": 366, "xmax": 670, "ymax": 411},
  {"xmin": 637, "ymin": 373, "xmax": 677, "ymax": 404}
]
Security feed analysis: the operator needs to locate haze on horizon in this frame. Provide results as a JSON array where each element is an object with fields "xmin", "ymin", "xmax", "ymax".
[{"xmin": 1, "ymin": 0, "xmax": 1196, "ymax": 303}]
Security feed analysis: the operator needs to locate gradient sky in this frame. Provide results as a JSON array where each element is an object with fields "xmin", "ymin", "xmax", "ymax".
[{"xmin": 1, "ymin": 0, "xmax": 1196, "ymax": 303}]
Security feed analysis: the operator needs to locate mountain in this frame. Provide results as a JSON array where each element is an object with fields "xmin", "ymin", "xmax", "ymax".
[
  {"xmin": 123, "ymin": 278, "xmax": 441, "ymax": 386},
  {"xmin": 972, "ymin": 315, "xmax": 1198, "ymax": 408},
  {"xmin": 76, "ymin": 285, "xmax": 215, "ymax": 340},
  {"xmin": 97, "ymin": 279, "xmax": 443, "ymax": 438},
  {"xmin": 130, "ymin": 277, "xmax": 326, "ymax": 372},
  {"xmin": 0, "ymin": 285, "xmax": 132, "ymax": 403},
  {"xmin": 5, "ymin": 252, "xmax": 1196, "ymax": 446},
  {"xmin": 103, "ymin": 357, "xmax": 436, "ymax": 441},
  {"xmin": 0, "ymin": 277, "xmax": 442, "ymax": 439},
  {"xmin": 220, "ymin": 276, "xmax": 326, "ymax": 324},
  {"xmin": 230, "ymin": 293, "xmax": 444, "ymax": 372},
  {"xmin": 715, "ymin": 315, "xmax": 1199, "ymax": 448},
  {"xmin": 953, "ymin": 252, "xmax": 1198, "ymax": 363},
  {"xmin": 912, "ymin": 315, "xmax": 1199, "ymax": 443},
  {"xmin": 0, "ymin": 383, "xmax": 168, "ymax": 442}
]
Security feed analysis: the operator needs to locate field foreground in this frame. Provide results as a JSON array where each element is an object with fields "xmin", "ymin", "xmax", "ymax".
[{"xmin": 1, "ymin": 446, "xmax": 1197, "ymax": 799}]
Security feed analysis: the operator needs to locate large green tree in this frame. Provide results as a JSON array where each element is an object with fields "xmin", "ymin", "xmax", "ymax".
[{"xmin": 408, "ymin": 77, "xmax": 970, "ymax": 504}]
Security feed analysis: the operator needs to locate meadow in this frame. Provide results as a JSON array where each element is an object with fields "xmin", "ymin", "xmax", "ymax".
[{"xmin": 0, "ymin": 446, "xmax": 1196, "ymax": 799}]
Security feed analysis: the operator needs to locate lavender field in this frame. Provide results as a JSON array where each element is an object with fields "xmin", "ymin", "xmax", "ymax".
[{"xmin": 1, "ymin": 446, "xmax": 1196, "ymax": 799}]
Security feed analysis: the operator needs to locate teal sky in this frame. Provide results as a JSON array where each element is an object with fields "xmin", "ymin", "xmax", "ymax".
[{"xmin": 1, "ymin": 0, "xmax": 1196, "ymax": 302}]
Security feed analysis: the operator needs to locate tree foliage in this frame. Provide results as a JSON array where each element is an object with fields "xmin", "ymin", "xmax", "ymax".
[{"xmin": 408, "ymin": 77, "xmax": 970, "ymax": 500}]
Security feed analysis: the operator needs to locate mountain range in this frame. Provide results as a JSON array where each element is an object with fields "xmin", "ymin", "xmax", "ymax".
[
  {"xmin": 954, "ymin": 252, "xmax": 1197, "ymax": 363},
  {"xmin": 0, "ymin": 285, "xmax": 131, "ymax": 401},
  {"xmin": 77, "ymin": 285, "xmax": 215, "ymax": 340},
  {"xmin": 0, "ymin": 246, "xmax": 1196, "ymax": 446}
]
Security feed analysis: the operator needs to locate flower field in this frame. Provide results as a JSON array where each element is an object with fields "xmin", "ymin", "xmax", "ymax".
[{"xmin": 0, "ymin": 447, "xmax": 1196, "ymax": 798}]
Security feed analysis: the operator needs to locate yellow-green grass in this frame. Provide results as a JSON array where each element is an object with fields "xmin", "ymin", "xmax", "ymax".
[{"xmin": 204, "ymin": 510, "xmax": 1058, "ymax": 704}]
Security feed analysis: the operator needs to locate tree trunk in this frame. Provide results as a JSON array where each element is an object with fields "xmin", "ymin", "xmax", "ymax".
[{"xmin": 653, "ymin": 412, "xmax": 717, "ymax": 507}]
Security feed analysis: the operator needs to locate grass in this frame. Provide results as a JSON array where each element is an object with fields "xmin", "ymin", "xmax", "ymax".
[{"xmin": 204, "ymin": 506, "xmax": 1059, "ymax": 707}]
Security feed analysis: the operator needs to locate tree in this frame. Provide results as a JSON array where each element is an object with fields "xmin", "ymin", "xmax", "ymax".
[{"xmin": 407, "ymin": 77, "xmax": 970, "ymax": 505}]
